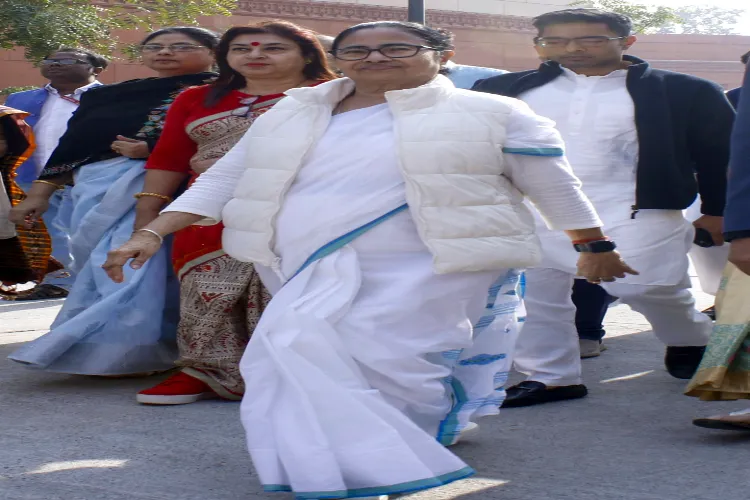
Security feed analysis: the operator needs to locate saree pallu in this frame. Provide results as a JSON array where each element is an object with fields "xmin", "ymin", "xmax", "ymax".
[
  {"xmin": 39, "ymin": 72, "xmax": 217, "ymax": 178},
  {"xmin": 0, "ymin": 106, "xmax": 60, "ymax": 287},
  {"xmin": 9, "ymin": 157, "xmax": 179, "ymax": 374},
  {"xmin": 685, "ymin": 263, "xmax": 750, "ymax": 400}
]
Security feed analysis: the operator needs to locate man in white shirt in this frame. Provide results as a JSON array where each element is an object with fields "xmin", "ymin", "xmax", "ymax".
[
  {"xmin": 474, "ymin": 9, "xmax": 734, "ymax": 407},
  {"xmin": 6, "ymin": 48, "xmax": 108, "ymax": 298}
]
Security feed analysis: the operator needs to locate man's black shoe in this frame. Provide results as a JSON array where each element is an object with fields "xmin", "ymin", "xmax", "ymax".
[
  {"xmin": 501, "ymin": 381, "xmax": 588, "ymax": 408},
  {"xmin": 665, "ymin": 346, "xmax": 706, "ymax": 379}
]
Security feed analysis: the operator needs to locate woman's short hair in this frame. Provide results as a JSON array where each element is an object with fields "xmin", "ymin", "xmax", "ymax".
[
  {"xmin": 206, "ymin": 21, "xmax": 338, "ymax": 106},
  {"xmin": 532, "ymin": 8, "xmax": 633, "ymax": 37},
  {"xmin": 140, "ymin": 26, "xmax": 221, "ymax": 50},
  {"xmin": 332, "ymin": 21, "xmax": 455, "ymax": 54},
  {"xmin": 331, "ymin": 21, "xmax": 454, "ymax": 74}
]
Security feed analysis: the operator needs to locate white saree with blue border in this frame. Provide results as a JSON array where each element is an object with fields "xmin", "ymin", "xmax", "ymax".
[{"xmin": 238, "ymin": 105, "xmax": 521, "ymax": 499}]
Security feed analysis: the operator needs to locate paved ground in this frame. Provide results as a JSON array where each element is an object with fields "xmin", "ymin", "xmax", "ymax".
[{"xmin": 2, "ymin": 287, "xmax": 750, "ymax": 500}]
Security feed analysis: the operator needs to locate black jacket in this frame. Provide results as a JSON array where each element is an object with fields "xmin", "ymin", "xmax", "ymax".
[
  {"xmin": 727, "ymin": 87, "xmax": 741, "ymax": 109},
  {"xmin": 472, "ymin": 56, "xmax": 735, "ymax": 216}
]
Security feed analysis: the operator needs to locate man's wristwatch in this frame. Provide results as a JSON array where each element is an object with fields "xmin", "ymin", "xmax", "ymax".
[{"xmin": 573, "ymin": 239, "xmax": 617, "ymax": 253}]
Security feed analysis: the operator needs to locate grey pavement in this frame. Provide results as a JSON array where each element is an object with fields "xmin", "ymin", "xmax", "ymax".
[{"xmin": 2, "ymin": 289, "xmax": 749, "ymax": 500}]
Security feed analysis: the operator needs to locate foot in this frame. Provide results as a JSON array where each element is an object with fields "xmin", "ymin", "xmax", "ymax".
[
  {"xmin": 693, "ymin": 408, "xmax": 750, "ymax": 431},
  {"xmin": 445, "ymin": 421, "xmax": 480, "ymax": 447},
  {"xmin": 2, "ymin": 284, "xmax": 69, "ymax": 301},
  {"xmin": 664, "ymin": 346, "xmax": 706, "ymax": 380},
  {"xmin": 136, "ymin": 372, "xmax": 219, "ymax": 405},
  {"xmin": 579, "ymin": 339, "xmax": 608, "ymax": 359},
  {"xmin": 501, "ymin": 381, "xmax": 588, "ymax": 408}
]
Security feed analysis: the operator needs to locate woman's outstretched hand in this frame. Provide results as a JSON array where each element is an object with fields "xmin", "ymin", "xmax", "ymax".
[
  {"xmin": 8, "ymin": 196, "xmax": 50, "ymax": 228},
  {"xmin": 102, "ymin": 231, "xmax": 162, "ymax": 283}
]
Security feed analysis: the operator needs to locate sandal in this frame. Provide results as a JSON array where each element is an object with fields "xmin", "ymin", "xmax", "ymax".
[
  {"xmin": 694, "ymin": 409, "xmax": 750, "ymax": 431},
  {"xmin": 1, "ymin": 284, "xmax": 69, "ymax": 301}
]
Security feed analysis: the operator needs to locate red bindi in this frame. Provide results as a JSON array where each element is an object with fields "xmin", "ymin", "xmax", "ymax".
[{"xmin": 250, "ymin": 42, "xmax": 261, "ymax": 46}]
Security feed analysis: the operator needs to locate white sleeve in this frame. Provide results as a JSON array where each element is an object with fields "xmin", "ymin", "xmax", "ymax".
[
  {"xmin": 501, "ymin": 100, "xmax": 602, "ymax": 230},
  {"xmin": 162, "ymin": 128, "xmax": 250, "ymax": 224}
]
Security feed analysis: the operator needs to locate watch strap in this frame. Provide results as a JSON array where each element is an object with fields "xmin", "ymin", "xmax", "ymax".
[{"xmin": 573, "ymin": 239, "xmax": 617, "ymax": 253}]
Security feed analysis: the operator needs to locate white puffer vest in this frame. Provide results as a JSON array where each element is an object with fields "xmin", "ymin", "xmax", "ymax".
[{"xmin": 221, "ymin": 75, "xmax": 542, "ymax": 274}]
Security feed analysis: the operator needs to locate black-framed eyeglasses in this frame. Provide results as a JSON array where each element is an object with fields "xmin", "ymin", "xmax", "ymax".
[
  {"xmin": 534, "ymin": 36, "xmax": 626, "ymax": 48},
  {"xmin": 140, "ymin": 43, "xmax": 207, "ymax": 53},
  {"xmin": 332, "ymin": 43, "xmax": 438, "ymax": 61},
  {"xmin": 41, "ymin": 58, "xmax": 90, "ymax": 66}
]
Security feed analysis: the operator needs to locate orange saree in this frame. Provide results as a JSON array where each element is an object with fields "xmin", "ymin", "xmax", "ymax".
[{"xmin": 0, "ymin": 105, "xmax": 61, "ymax": 292}]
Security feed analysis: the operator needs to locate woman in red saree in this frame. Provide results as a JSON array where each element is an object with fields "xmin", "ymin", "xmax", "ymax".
[
  {"xmin": 0, "ymin": 105, "xmax": 61, "ymax": 294},
  {"xmin": 133, "ymin": 21, "xmax": 337, "ymax": 404}
]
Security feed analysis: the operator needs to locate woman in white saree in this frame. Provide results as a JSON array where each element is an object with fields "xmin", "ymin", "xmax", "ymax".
[{"xmin": 103, "ymin": 21, "xmax": 636, "ymax": 500}]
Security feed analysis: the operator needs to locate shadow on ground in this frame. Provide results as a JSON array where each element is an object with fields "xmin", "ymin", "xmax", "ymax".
[{"xmin": 2, "ymin": 325, "xmax": 749, "ymax": 500}]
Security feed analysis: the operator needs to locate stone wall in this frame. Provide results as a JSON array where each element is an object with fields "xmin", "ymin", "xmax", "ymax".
[{"xmin": 1, "ymin": 0, "xmax": 747, "ymax": 90}]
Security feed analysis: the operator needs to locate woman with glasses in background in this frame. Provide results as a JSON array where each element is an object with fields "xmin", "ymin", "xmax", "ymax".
[
  {"xmin": 132, "ymin": 21, "xmax": 336, "ymax": 405},
  {"xmin": 8, "ymin": 27, "xmax": 219, "ymax": 376},
  {"xmin": 103, "ymin": 21, "xmax": 632, "ymax": 499}
]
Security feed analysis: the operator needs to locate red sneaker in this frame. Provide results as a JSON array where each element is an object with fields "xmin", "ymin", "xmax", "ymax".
[{"xmin": 136, "ymin": 372, "xmax": 219, "ymax": 405}]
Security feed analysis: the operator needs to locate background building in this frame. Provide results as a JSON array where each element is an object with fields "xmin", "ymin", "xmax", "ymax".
[{"xmin": 1, "ymin": 0, "xmax": 748, "ymax": 90}]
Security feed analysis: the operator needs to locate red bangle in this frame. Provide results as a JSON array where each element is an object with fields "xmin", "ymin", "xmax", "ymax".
[{"xmin": 572, "ymin": 237, "xmax": 610, "ymax": 245}]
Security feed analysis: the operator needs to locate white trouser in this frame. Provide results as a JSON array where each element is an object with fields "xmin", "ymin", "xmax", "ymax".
[
  {"xmin": 514, "ymin": 267, "xmax": 713, "ymax": 386},
  {"xmin": 684, "ymin": 200, "xmax": 728, "ymax": 296}
]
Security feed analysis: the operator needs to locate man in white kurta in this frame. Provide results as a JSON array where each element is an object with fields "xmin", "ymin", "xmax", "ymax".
[
  {"xmin": 474, "ymin": 8, "xmax": 734, "ymax": 406},
  {"xmin": 514, "ymin": 67, "xmax": 711, "ymax": 396}
]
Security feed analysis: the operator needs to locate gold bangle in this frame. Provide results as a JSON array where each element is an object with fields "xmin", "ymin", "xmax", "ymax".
[
  {"xmin": 33, "ymin": 179, "xmax": 65, "ymax": 190},
  {"xmin": 134, "ymin": 192, "xmax": 173, "ymax": 203}
]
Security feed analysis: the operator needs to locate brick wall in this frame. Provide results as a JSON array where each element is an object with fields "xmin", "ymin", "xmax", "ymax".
[{"xmin": 2, "ymin": 0, "xmax": 747, "ymax": 91}]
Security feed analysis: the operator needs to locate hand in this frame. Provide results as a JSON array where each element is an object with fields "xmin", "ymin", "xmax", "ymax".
[
  {"xmin": 102, "ymin": 231, "xmax": 162, "ymax": 283},
  {"xmin": 8, "ymin": 196, "xmax": 50, "ymax": 228},
  {"xmin": 111, "ymin": 136, "xmax": 149, "ymax": 159},
  {"xmin": 576, "ymin": 251, "xmax": 639, "ymax": 284},
  {"xmin": 134, "ymin": 208, "xmax": 161, "ymax": 231},
  {"xmin": 729, "ymin": 238, "xmax": 750, "ymax": 276},
  {"xmin": 693, "ymin": 215, "xmax": 725, "ymax": 246},
  {"xmin": 189, "ymin": 156, "xmax": 218, "ymax": 174}
]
